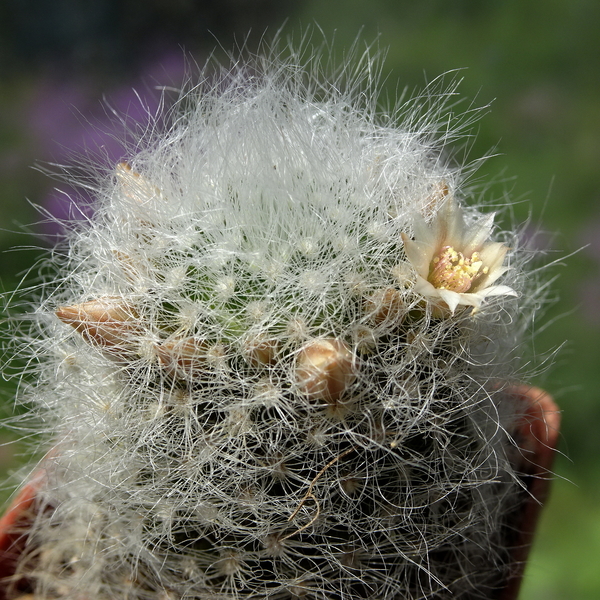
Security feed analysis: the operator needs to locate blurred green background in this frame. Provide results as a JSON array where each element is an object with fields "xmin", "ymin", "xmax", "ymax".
[{"xmin": 1, "ymin": 1, "xmax": 598, "ymax": 598}]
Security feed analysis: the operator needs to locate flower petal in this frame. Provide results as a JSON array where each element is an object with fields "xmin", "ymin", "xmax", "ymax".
[
  {"xmin": 435, "ymin": 200, "xmax": 464, "ymax": 248},
  {"xmin": 478, "ymin": 242, "xmax": 508, "ymax": 270},
  {"xmin": 478, "ymin": 284, "xmax": 517, "ymax": 298},
  {"xmin": 461, "ymin": 212, "xmax": 496, "ymax": 254},
  {"xmin": 401, "ymin": 234, "xmax": 433, "ymax": 277},
  {"xmin": 476, "ymin": 265, "xmax": 509, "ymax": 288},
  {"xmin": 437, "ymin": 289, "xmax": 464, "ymax": 313}
]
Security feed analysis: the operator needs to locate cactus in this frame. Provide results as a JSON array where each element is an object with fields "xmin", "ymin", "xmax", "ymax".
[{"xmin": 4, "ymin": 42, "xmax": 548, "ymax": 600}]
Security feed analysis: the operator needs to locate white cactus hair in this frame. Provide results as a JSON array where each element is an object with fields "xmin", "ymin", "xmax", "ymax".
[{"xmin": 4, "ymin": 32, "xmax": 549, "ymax": 600}]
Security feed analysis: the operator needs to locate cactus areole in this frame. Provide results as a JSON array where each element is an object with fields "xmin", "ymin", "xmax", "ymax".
[{"xmin": 2, "ymin": 41, "xmax": 557, "ymax": 600}]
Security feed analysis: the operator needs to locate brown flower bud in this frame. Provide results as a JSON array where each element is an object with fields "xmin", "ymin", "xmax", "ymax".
[
  {"xmin": 56, "ymin": 297, "xmax": 139, "ymax": 353},
  {"xmin": 112, "ymin": 250, "xmax": 148, "ymax": 284},
  {"xmin": 422, "ymin": 180, "xmax": 450, "ymax": 219},
  {"xmin": 155, "ymin": 337, "xmax": 208, "ymax": 380},
  {"xmin": 243, "ymin": 335, "xmax": 279, "ymax": 367},
  {"xmin": 295, "ymin": 338, "xmax": 356, "ymax": 402},
  {"xmin": 116, "ymin": 162, "xmax": 161, "ymax": 205},
  {"xmin": 364, "ymin": 287, "xmax": 404, "ymax": 325}
]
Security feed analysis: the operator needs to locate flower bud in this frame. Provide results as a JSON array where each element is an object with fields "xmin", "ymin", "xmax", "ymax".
[
  {"xmin": 242, "ymin": 335, "xmax": 279, "ymax": 367},
  {"xmin": 116, "ymin": 162, "xmax": 161, "ymax": 205},
  {"xmin": 56, "ymin": 297, "xmax": 139, "ymax": 353},
  {"xmin": 295, "ymin": 338, "xmax": 356, "ymax": 402},
  {"xmin": 155, "ymin": 336, "xmax": 208, "ymax": 380},
  {"xmin": 364, "ymin": 287, "xmax": 404, "ymax": 325}
]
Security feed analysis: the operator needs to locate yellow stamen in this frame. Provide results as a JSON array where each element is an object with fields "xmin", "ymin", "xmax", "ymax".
[{"xmin": 428, "ymin": 246, "xmax": 485, "ymax": 293}]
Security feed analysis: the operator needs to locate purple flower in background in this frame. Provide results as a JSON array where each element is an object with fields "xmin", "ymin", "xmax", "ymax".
[{"xmin": 23, "ymin": 51, "xmax": 187, "ymax": 234}]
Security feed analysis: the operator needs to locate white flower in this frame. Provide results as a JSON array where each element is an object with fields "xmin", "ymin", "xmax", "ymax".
[{"xmin": 401, "ymin": 200, "xmax": 517, "ymax": 313}]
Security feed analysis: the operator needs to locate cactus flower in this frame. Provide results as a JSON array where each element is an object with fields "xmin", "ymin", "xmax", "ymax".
[{"xmin": 402, "ymin": 199, "xmax": 517, "ymax": 313}]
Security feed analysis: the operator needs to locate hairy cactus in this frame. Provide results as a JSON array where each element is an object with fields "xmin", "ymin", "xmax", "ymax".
[{"xmin": 5, "ymin": 43, "xmax": 548, "ymax": 600}]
